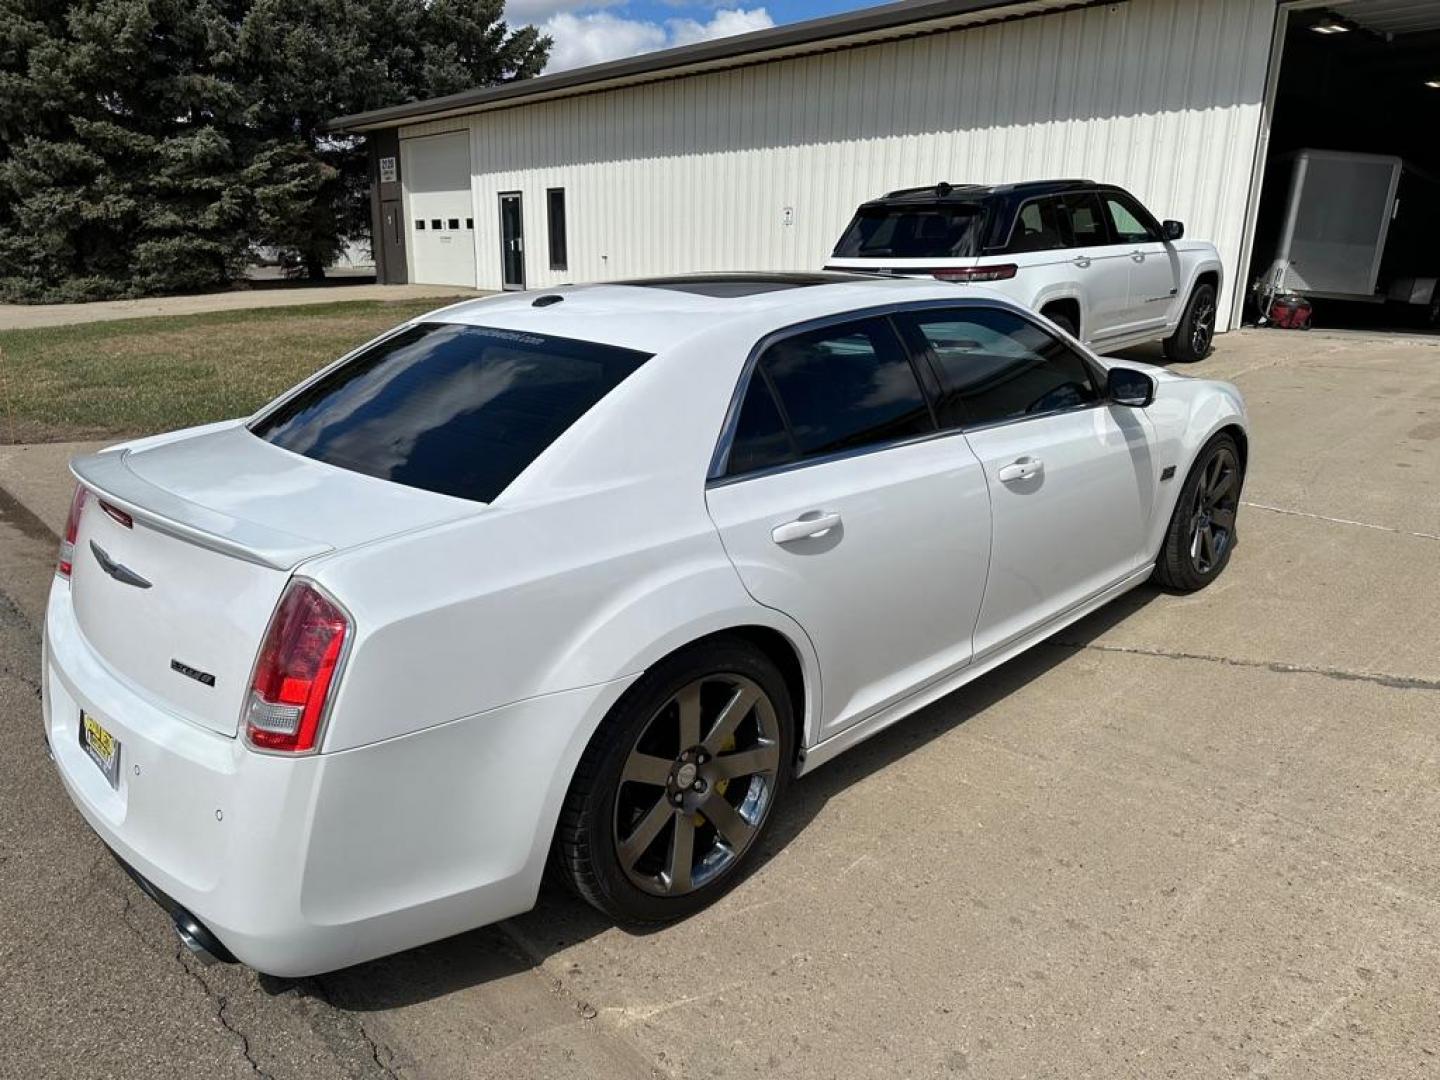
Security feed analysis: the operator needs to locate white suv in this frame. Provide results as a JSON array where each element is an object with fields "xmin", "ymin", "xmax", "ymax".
[{"xmin": 825, "ymin": 180, "xmax": 1224, "ymax": 362}]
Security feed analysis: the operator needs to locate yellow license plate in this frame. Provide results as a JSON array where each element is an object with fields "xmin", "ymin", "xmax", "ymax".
[{"xmin": 80, "ymin": 711, "xmax": 121, "ymax": 787}]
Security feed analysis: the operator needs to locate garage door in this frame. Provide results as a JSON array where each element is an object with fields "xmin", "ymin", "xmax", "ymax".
[{"xmin": 403, "ymin": 131, "xmax": 477, "ymax": 288}]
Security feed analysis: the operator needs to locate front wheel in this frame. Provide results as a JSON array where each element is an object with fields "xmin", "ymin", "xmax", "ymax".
[
  {"xmin": 1153, "ymin": 433, "xmax": 1244, "ymax": 592},
  {"xmin": 553, "ymin": 637, "xmax": 794, "ymax": 923},
  {"xmin": 1163, "ymin": 282, "xmax": 1217, "ymax": 363}
]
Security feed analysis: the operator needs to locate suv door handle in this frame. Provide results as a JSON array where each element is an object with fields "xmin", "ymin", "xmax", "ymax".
[
  {"xmin": 997, "ymin": 458, "xmax": 1043, "ymax": 483},
  {"xmin": 1072, "ymin": 256, "xmax": 1091, "ymax": 268},
  {"xmin": 771, "ymin": 512, "xmax": 842, "ymax": 544},
  {"xmin": 1131, "ymin": 249, "xmax": 1146, "ymax": 262}
]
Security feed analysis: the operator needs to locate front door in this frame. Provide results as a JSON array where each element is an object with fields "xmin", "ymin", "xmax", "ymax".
[
  {"xmin": 378, "ymin": 199, "xmax": 406, "ymax": 284},
  {"xmin": 705, "ymin": 315, "xmax": 992, "ymax": 741},
  {"xmin": 896, "ymin": 304, "xmax": 1155, "ymax": 657},
  {"xmin": 1100, "ymin": 190, "xmax": 1180, "ymax": 335},
  {"xmin": 499, "ymin": 193, "xmax": 525, "ymax": 290}
]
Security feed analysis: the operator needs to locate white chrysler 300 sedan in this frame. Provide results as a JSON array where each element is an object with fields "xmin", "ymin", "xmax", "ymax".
[{"xmin": 44, "ymin": 274, "xmax": 1247, "ymax": 975}]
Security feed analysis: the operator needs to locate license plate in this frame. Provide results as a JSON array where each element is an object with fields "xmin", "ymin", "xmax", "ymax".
[{"xmin": 80, "ymin": 711, "xmax": 121, "ymax": 788}]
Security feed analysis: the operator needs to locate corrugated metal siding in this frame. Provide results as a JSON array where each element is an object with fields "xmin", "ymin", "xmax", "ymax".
[{"xmin": 400, "ymin": 0, "xmax": 1276, "ymax": 326}]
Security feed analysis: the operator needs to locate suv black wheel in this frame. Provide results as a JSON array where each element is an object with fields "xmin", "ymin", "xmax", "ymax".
[
  {"xmin": 554, "ymin": 637, "xmax": 795, "ymax": 923},
  {"xmin": 1163, "ymin": 281, "xmax": 1217, "ymax": 363},
  {"xmin": 1152, "ymin": 432, "xmax": 1244, "ymax": 592}
]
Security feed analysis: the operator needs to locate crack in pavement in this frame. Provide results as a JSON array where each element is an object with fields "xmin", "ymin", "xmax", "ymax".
[
  {"xmin": 1048, "ymin": 639, "xmax": 1440, "ymax": 692},
  {"xmin": 1243, "ymin": 500, "xmax": 1440, "ymax": 542},
  {"xmin": 177, "ymin": 950, "xmax": 278, "ymax": 1080}
]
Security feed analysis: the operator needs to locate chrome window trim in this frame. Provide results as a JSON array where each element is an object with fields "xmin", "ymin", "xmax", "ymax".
[{"xmin": 707, "ymin": 297, "xmax": 1111, "ymax": 486}]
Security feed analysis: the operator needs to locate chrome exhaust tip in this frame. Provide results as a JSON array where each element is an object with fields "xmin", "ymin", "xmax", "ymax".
[{"xmin": 175, "ymin": 918, "xmax": 221, "ymax": 966}]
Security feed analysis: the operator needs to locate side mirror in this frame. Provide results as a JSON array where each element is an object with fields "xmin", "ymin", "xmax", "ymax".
[
  {"xmin": 1106, "ymin": 366, "xmax": 1155, "ymax": 408},
  {"xmin": 1162, "ymin": 219, "xmax": 1184, "ymax": 241}
]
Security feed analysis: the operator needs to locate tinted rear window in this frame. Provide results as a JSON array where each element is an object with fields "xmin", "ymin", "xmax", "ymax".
[
  {"xmin": 252, "ymin": 322, "xmax": 651, "ymax": 503},
  {"xmin": 832, "ymin": 204, "xmax": 985, "ymax": 258}
]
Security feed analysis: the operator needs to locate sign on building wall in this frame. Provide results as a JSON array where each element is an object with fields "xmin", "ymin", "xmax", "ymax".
[{"xmin": 379, "ymin": 156, "xmax": 398, "ymax": 183}]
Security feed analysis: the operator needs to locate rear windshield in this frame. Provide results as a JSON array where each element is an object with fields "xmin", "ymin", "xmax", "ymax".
[
  {"xmin": 832, "ymin": 203, "xmax": 985, "ymax": 259},
  {"xmin": 251, "ymin": 322, "xmax": 651, "ymax": 503}
]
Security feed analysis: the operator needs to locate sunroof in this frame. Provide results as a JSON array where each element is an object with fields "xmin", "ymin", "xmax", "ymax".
[{"xmin": 621, "ymin": 273, "xmax": 866, "ymax": 298}]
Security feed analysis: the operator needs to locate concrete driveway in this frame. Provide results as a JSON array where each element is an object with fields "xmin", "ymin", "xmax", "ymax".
[{"xmin": 1, "ymin": 329, "xmax": 1437, "ymax": 1079}]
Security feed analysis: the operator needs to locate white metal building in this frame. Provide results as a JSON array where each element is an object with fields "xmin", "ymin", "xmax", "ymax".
[{"xmin": 332, "ymin": 0, "xmax": 1440, "ymax": 332}]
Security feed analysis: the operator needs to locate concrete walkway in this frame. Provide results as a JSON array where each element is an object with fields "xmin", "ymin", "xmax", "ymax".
[
  {"xmin": 0, "ymin": 283, "xmax": 484, "ymax": 331},
  {"xmin": 0, "ymin": 441, "xmax": 107, "ymax": 537}
]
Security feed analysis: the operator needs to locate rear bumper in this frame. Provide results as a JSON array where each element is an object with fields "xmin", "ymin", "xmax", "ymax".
[{"xmin": 43, "ymin": 577, "xmax": 634, "ymax": 976}]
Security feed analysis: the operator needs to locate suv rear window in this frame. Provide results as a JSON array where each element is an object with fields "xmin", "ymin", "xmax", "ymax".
[
  {"xmin": 832, "ymin": 204, "xmax": 985, "ymax": 259},
  {"xmin": 252, "ymin": 322, "xmax": 651, "ymax": 503}
]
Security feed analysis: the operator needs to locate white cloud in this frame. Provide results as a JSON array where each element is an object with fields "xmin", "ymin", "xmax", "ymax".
[
  {"xmin": 507, "ymin": 0, "xmax": 624, "ymax": 26},
  {"xmin": 540, "ymin": 7, "xmax": 775, "ymax": 73}
]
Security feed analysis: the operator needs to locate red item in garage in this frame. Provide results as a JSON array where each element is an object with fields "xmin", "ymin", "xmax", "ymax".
[{"xmin": 1267, "ymin": 295, "xmax": 1313, "ymax": 329}]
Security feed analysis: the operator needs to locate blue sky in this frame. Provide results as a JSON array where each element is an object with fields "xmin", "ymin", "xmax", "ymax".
[{"xmin": 509, "ymin": 0, "xmax": 882, "ymax": 73}]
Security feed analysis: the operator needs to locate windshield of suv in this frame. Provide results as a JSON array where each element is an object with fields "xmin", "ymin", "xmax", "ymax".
[
  {"xmin": 832, "ymin": 203, "xmax": 986, "ymax": 259},
  {"xmin": 252, "ymin": 322, "xmax": 652, "ymax": 503}
]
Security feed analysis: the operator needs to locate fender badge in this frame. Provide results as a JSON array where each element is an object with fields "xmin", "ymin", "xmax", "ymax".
[
  {"xmin": 171, "ymin": 659, "xmax": 216, "ymax": 687},
  {"xmin": 1160, "ymin": 465, "xmax": 1177, "ymax": 481}
]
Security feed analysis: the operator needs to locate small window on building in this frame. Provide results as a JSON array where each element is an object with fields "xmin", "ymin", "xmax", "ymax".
[
  {"xmin": 448, "ymin": 218, "xmax": 460, "ymax": 230},
  {"xmin": 466, "ymin": 218, "xmax": 474, "ymax": 230},
  {"xmin": 431, "ymin": 218, "xmax": 442, "ymax": 230},
  {"xmin": 547, "ymin": 188, "xmax": 568, "ymax": 271},
  {"xmin": 415, "ymin": 219, "xmax": 425, "ymax": 230}
]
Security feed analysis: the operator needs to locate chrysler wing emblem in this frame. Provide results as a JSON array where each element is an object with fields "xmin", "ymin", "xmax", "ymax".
[{"xmin": 89, "ymin": 541, "xmax": 152, "ymax": 590}]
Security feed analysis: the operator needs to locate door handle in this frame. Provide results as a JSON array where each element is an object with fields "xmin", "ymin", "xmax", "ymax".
[
  {"xmin": 771, "ymin": 512, "xmax": 842, "ymax": 544},
  {"xmin": 1072, "ymin": 256, "xmax": 1091, "ymax": 268},
  {"xmin": 996, "ymin": 458, "xmax": 1043, "ymax": 483},
  {"xmin": 1131, "ymin": 250, "xmax": 1146, "ymax": 262}
]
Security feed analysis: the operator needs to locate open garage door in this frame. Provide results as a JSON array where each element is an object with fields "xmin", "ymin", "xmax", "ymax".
[
  {"xmin": 1241, "ymin": 0, "xmax": 1440, "ymax": 332},
  {"xmin": 402, "ymin": 131, "xmax": 477, "ymax": 288}
]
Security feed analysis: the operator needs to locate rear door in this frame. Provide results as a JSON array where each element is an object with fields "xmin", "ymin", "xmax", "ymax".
[
  {"xmin": 706, "ymin": 315, "xmax": 991, "ymax": 740},
  {"xmin": 896, "ymin": 304, "xmax": 1156, "ymax": 657},
  {"xmin": 1100, "ymin": 189, "xmax": 1179, "ymax": 335},
  {"xmin": 1054, "ymin": 191, "xmax": 1131, "ymax": 344}
]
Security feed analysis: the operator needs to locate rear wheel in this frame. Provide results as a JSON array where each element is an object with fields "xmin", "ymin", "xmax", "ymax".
[
  {"xmin": 1153, "ymin": 433, "xmax": 1244, "ymax": 592},
  {"xmin": 1042, "ymin": 305, "xmax": 1079, "ymax": 339},
  {"xmin": 1163, "ymin": 282, "xmax": 1217, "ymax": 363},
  {"xmin": 554, "ymin": 638, "xmax": 794, "ymax": 923}
]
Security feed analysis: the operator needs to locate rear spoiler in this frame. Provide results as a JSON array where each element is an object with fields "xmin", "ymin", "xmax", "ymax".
[{"xmin": 70, "ymin": 451, "xmax": 332, "ymax": 571}]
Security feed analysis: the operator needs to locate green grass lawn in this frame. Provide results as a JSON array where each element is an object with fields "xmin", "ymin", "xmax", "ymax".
[{"xmin": 0, "ymin": 298, "xmax": 455, "ymax": 444}]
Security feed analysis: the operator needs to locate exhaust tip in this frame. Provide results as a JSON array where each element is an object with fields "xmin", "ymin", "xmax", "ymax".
[{"xmin": 175, "ymin": 915, "xmax": 231, "ymax": 967}]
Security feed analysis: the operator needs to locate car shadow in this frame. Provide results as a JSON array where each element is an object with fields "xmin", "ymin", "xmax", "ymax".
[{"xmin": 277, "ymin": 583, "xmax": 1163, "ymax": 1012}]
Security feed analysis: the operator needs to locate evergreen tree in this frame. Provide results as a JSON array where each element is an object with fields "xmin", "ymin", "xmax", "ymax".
[{"xmin": 0, "ymin": 0, "xmax": 548, "ymax": 300}]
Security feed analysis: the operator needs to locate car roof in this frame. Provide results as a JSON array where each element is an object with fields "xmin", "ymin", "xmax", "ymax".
[
  {"xmin": 423, "ymin": 274, "xmax": 1014, "ymax": 354},
  {"xmin": 868, "ymin": 179, "xmax": 1095, "ymax": 206}
]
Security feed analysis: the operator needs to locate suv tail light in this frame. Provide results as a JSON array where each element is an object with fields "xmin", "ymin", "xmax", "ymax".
[
  {"xmin": 932, "ymin": 264, "xmax": 1018, "ymax": 283},
  {"xmin": 57, "ymin": 484, "xmax": 89, "ymax": 579},
  {"xmin": 245, "ymin": 580, "xmax": 350, "ymax": 753}
]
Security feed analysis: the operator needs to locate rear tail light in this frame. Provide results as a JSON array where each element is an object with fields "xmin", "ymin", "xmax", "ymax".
[
  {"xmin": 932, "ymin": 264, "xmax": 1018, "ymax": 283},
  {"xmin": 57, "ymin": 484, "xmax": 89, "ymax": 579},
  {"xmin": 244, "ymin": 580, "xmax": 350, "ymax": 753}
]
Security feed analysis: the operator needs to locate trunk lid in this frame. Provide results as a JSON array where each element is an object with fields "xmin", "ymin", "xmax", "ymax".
[{"xmin": 69, "ymin": 424, "xmax": 480, "ymax": 736}]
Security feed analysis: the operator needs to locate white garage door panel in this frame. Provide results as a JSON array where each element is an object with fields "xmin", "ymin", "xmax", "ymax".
[{"xmin": 403, "ymin": 131, "xmax": 476, "ymax": 288}]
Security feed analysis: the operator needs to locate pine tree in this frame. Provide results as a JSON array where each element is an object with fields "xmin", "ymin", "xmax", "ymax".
[{"xmin": 0, "ymin": 0, "xmax": 549, "ymax": 300}]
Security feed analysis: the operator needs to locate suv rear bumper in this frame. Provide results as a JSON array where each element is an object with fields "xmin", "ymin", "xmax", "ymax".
[{"xmin": 43, "ymin": 576, "xmax": 633, "ymax": 976}]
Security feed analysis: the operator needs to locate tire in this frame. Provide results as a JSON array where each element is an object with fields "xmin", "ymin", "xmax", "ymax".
[
  {"xmin": 1152, "ymin": 432, "xmax": 1244, "ymax": 593},
  {"xmin": 1042, "ymin": 306, "xmax": 1079, "ymax": 339},
  {"xmin": 553, "ymin": 636, "xmax": 795, "ymax": 924},
  {"xmin": 1163, "ymin": 281, "xmax": 1217, "ymax": 363}
]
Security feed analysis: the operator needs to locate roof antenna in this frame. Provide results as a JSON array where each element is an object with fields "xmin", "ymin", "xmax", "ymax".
[{"xmin": 936, "ymin": 182, "xmax": 953, "ymax": 196}]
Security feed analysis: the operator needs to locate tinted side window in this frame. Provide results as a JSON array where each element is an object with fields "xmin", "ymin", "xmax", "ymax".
[
  {"xmin": 1005, "ymin": 197, "xmax": 1065, "ymax": 253},
  {"xmin": 749, "ymin": 318, "xmax": 933, "ymax": 465},
  {"xmin": 1103, "ymin": 192, "xmax": 1159, "ymax": 244},
  {"xmin": 901, "ymin": 307, "xmax": 1099, "ymax": 427},
  {"xmin": 1055, "ymin": 192, "xmax": 1109, "ymax": 248},
  {"xmin": 727, "ymin": 374, "xmax": 794, "ymax": 475},
  {"xmin": 252, "ymin": 323, "xmax": 651, "ymax": 503}
]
